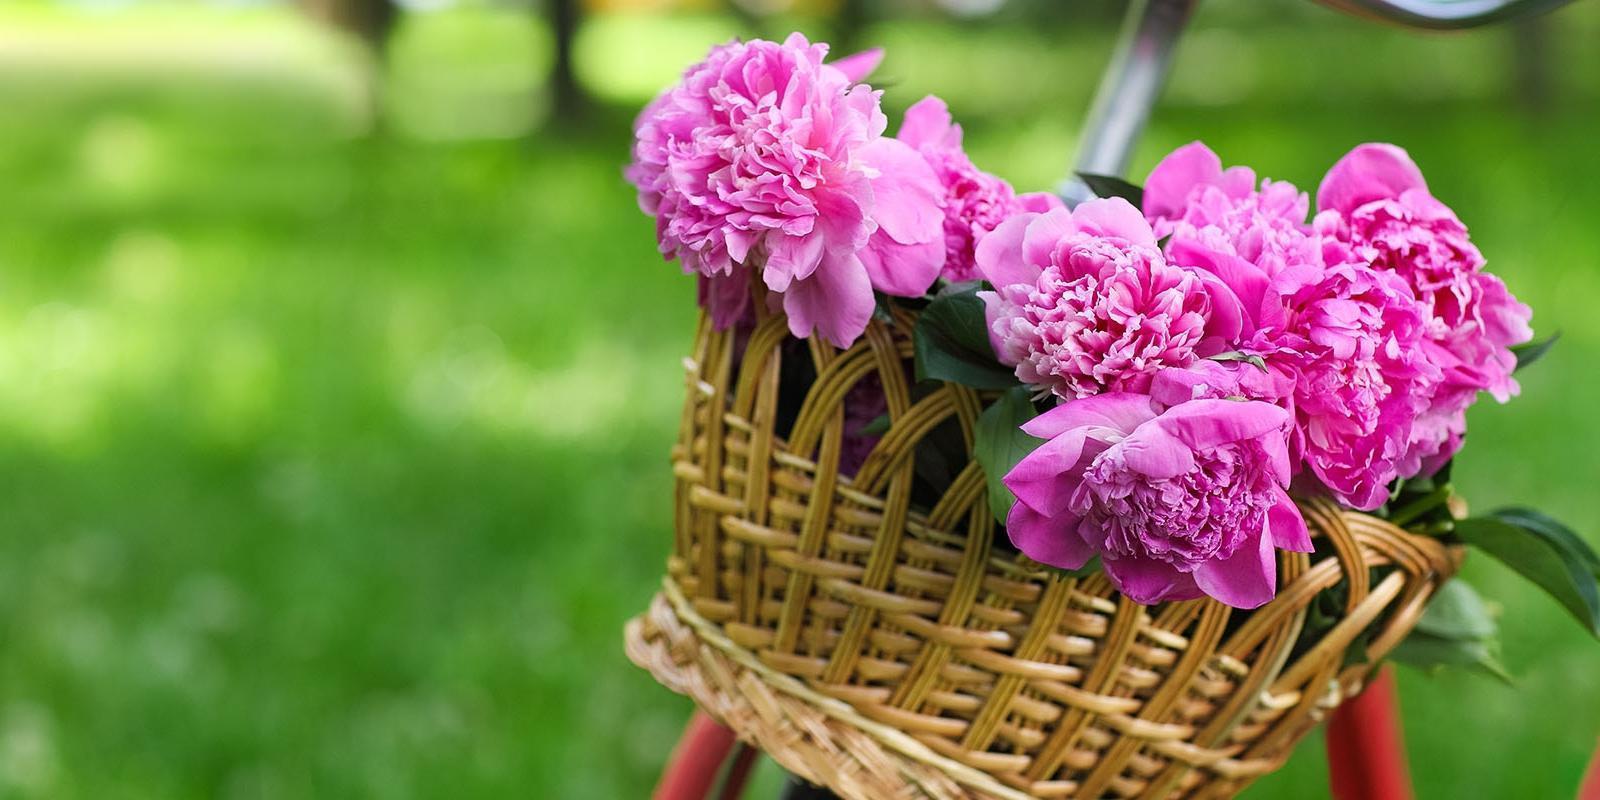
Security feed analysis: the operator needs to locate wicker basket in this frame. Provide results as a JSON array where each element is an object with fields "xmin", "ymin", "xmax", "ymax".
[{"xmin": 625, "ymin": 302, "xmax": 1463, "ymax": 800}]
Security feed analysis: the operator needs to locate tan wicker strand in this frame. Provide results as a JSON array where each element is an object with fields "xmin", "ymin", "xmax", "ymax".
[{"xmin": 629, "ymin": 305, "xmax": 1463, "ymax": 799}]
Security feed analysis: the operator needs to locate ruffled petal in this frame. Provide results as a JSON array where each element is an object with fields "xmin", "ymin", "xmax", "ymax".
[
  {"xmin": 1069, "ymin": 197, "xmax": 1158, "ymax": 248},
  {"xmin": 1113, "ymin": 424, "xmax": 1195, "ymax": 480},
  {"xmin": 1004, "ymin": 428, "xmax": 1091, "ymax": 518},
  {"xmin": 1153, "ymin": 398, "xmax": 1291, "ymax": 453},
  {"xmin": 1021, "ymin": 393, "xmax": 1157, "ymax": 439},
  {"xmin": 896, "ymin": 95, "xmax": 959, "ymax": 151},
  {"xmin": 1268, "ymin": 487, "xmax": 1313, "ymax": 553},
  {"xmin": 1102, "ymin": 555, "xmax": 1202, "ymax": 605},
  {"xmin": 1143, "ymin": 141, "xmax": 1223, "ymax": 220},
  {"xmin": 1193, "ymin": 527, "xmax": 1277, "ymax": 609},
  {"xmin": 1006, "ymin": 503, "xmax": 1095, "ymax": 571},
  {"xmin": 782, "ymin": 250, "xmax": 874, "ymax": 348},
  {"xmin": 860, "ymin": 137, "xmax": 944, "ymax": 245},
  {"xmin": 859, "ymin": 236, "xmax": 944, "ymax": 297},
  {"xmin": 829, "ymin": 47, "xmax": 883, "ymax": 83},
  {"xmin": 1316, "ymin": 143, "xmax": 1428, "ymax": 214},
  {"xmin": 975, "ymin": 212, "xmax": 1043, "ymax": 290},
  {"xmin": 1021, "ymin": 207, "xmax": 1081, "ymax": 268}
]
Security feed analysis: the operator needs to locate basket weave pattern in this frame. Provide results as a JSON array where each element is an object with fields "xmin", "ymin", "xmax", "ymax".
[{"xmin": 626, "ymin": 307, "xmax": 1462, "ymax": 799}]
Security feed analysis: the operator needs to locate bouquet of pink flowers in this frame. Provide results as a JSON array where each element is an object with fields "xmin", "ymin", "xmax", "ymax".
[{"xmin": 629, "ymin": 34, "xmax": 1597, "ymax": 677}]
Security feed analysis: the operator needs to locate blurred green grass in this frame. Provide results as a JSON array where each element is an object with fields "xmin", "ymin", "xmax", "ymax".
[{"xmin": 0, "ymin": 3, "xmax": 1594, "ymax": 798}]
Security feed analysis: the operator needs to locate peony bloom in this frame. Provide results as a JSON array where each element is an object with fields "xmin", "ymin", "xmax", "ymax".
[
  {"xmin": 1271, "ymin": 261, "xmax": 1440, "ymax": 510},
  {"xmin": 1003, "ymin": 391, "xmax": 1311, "ymax": 608},
  {"xmin": 894, "ymin": 96, "xmax": 1062, "ymax": 282},
  {"xmin": 839, "ymin": 374, "xmax": 887, "ymax": 477},
  {"xmin": 975, "ymin": 198, "xmax": 1245, "ymax": 400},
  {"xmin": 1143, "ymin": 142, "xmax": 1323, "ymax": 280},
  {"xmin": 627, "ymin": 34, "xmax": 945, "ymax": 348},
  {"xmin": 1315, "ymin": 143, "xmax": 1533, "ymax": 474}
]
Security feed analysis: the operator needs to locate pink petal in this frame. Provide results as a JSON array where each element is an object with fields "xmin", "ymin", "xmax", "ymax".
[
  {"xmin": 1153, "ymin": 399, "xmax": 1290, "ymax": 453},
  {"xmin": 1316, "ymin": 143, "xmax": 1428, "ymax": 215},
  {"xmin": 897, "ymin": 95, "xmax": 959, "ymax": 150},
  {"xmin": 1102, "ymin": 555, "xmax": 1202, "ymax": 604},
  {"xmin": 1021, "ymin": 207, "xmax": 1080, "ymax": 269},
  {"xmin": 860, "ymin": 138, "xmax": 944, "ymax": 245},
  {"xmin": 1167, "ymin": 238, "xmax": 1270, "ymax": 324},
  {"xmin": 1114, "ymin": 425, "xmax": 1195, "ymax": 480},
  {"xmin": 1191, "ymin": 269, "xmax": 1245, "ymax": 347},
  {"xmin": 1068, "ymin": 197, "xmax": 1157, "ymax": 248},
  {"xmin": 1269, "ymin": 487, "xmax": 1313, "ymax": 553},
  {"xmin": 1021, "ymin": 393, "xmax": 1157, "ymax": 439},
  {"xmin": 699, "ymin": 272, "xmax": 750, "ymax": 330},
  {"xmin": 762, "ymin": 232, "xmax": 826, "ymax": 291},
  {"xmin": 782, "ymin": 250, "xmax": 874, "ymax": 348},
  {"xmin": 1004, "ymin": 428, "xmax": 1091, "ymax": 518},
  {"xmin": 858, "ymin": 236, "xmax": 943, "ymax": 297},
  {"xmin": 1014, "ymin": 192, "xmax": 1065, "ymax": 213},
  {"xmin": 977, "ymin": 289, "xmax": 1009, "ymax": 365},
  {"xmin": 1193, "ymin": 528, "xmax": 1276, "ymax": 609},
  {"xmin": 976, "ymin": 212, "xmax": 1043, "ymax": 289},
  {"xmin": 829, "ymin": 47, "xmax": 883, "ymax": 84},
  {"xmin": 1006, "ymin": 503, "xmax": 1095, "ymax": 571},
  {"xmin": 1143, "ymin": 141, "xmax": 1223, "ymax": 220}
]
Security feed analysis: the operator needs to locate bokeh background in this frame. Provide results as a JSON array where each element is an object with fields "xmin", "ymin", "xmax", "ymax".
[{"xmin": 0, "ymin": 0, "xmax": 1597, "ymax": 797}]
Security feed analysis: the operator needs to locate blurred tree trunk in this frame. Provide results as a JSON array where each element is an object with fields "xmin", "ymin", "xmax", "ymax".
[
  {"xmin": 551, "ymin": 0, "xmax": 588, "ymax": 124},
  {"xmin": 301, "ymin": 0, "xmax": 398, "ymax": 53},
  {"xmin": 834, "ymin": 0, "xmax": 873, "ymax": 57},
  {"xmin": 727, "ymin": 0, "xmax": 768, "ymax": 39},
  {"xmin": 1511, "ymin": 13, "xmax": 1554, "ymax": 116},
  {"xmin": 300, "ymin": 0, "xmax": 398, "ymax": 133}
]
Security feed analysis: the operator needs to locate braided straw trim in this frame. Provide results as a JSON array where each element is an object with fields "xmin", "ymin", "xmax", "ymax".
[
  {"xmin": 629, "ymin": 579, "xmax": 1029, "ymax": 800},
  {"xmin": 631, "ymin": 306, "xmax": 1464, "ymax": 799}
]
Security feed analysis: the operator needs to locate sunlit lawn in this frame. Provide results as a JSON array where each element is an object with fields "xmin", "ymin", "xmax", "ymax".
[{"xmin": 0, "ymin": 5, "xmax": 1594, "ymax": 799}]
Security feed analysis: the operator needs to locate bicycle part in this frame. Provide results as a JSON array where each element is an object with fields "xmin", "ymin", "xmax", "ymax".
[
  {"xmin": 1059, "ymin": 0, "xmax": 1199, "ymax": 205},
  {"xmin": 656, "ymin": 711, "xmax": 740, "ymax": 800},
  {"xmin": 1326, "ymin": 667, "xmax": 1413, "ymax": 800},
  {"xmin": 1313, "ymin": 0, "xmax": 1576, "ymax": 30}
]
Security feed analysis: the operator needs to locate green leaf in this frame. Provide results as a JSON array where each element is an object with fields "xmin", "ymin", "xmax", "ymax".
[
  {"xmin": 1206, "ymin": 351, "xmax": 1268, "ymax": 371},
  {"xmin": 1493, "ymin": 507, "xmax": 1600, "ymax": 574},
  {"xmin": 1075, "ymin": 172, "xmax": 1144, "ymax": 208},
  {"xmin": 1511, "ymin": 332, "xmax": 1560, "ymax": 372},
  {"xmin": 1391, "ymin": 631, "xmax": 1514, "ymax": 685},
  {"xmin": 858, "ymin": 412, "xmax": 891, "ymax": 437},
  {"xmin": 871, "ymin": 295, "xmax": 895, "ymax": 324},
  {"xmin": 1454, "ymin": 511, "xmax": 1600, "ymax": 639},
  {"xmin": 1392, "ymin": 580, "xmax": 1512, "ymax": 684},
  {"xmin": 913, "ymin": 283, "xmax": 1017, "ymax": 390},
  {"xmin": 1063, "ymin": 556, "xmax": 1101, "ymax": 579},
  {"xmin": 1413, "ymin": 580, "xmax": 1497, "ymax": 641},
  {"xmin": 974, "ymin": 386, "xmax": 1041, "ymax": 524}
]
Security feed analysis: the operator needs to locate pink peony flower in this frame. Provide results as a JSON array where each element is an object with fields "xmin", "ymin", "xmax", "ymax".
[
  {"xmin": 894, "ymin": 96, "xmax": 1062, "ymax": 282},
  {"xmin": 839, "ymin": 374, "xmax": 887, "ymax": 476},
  {"xmin": 1315, "ymin": 143, "xmax": 1533, "ymax": 474},
  {"xmin": 1143, "ymin": 142, "xmax": 1323, "ymax": 280},
  {"xmin": 1271, "ymin": 261, "xmax": 1440, "ymax": 510},
  {"xmin": 627, "ymin": 34, "xmax": 945, "ymax": 348},
  {"xmin": 1003, "ymin": 391, "xmax": 1312, "ymax": 608},
  {"xmin": 975, "ymin": 198, "xmax": 1245, "ymax": 400}
]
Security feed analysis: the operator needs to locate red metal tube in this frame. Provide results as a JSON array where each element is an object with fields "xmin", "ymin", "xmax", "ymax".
[
  {"xmin": 656, "ymin": 711, "xmax": 740, "ymax": 800},
  {"xmin": 1579, "ymin": 738, "xmax": 1600, "ymax": 800},
  {"xmin": 1326, "ymin": 667, "xmax": 1413, "ymax": 800}
]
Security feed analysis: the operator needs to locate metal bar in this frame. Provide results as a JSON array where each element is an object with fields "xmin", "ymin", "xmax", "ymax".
[
  {"xmin": 1060, "ymin": 0, "xmax": 1200, "ymax": 205},
  {"xmin": 1313, "ymin": 0, "xmax": 1575, "ymax": 30},
  {"xmin": 1326, "ymin": 668, "xmax": 1414, "ymax": 800}
]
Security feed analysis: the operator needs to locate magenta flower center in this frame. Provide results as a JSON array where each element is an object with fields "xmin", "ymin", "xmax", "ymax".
[
  {"xmin": 1077, "ymin": 443, "xmax": 1275, "ymax": 572},
  {"xmin": 997, "ymin": 243, "xmax": 1211, "ymax": 399}
]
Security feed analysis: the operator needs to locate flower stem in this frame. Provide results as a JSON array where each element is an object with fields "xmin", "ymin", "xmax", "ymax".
[{"xmin": 1388, "ymin": 483, "xmax": 1453, "ymax": 529}]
